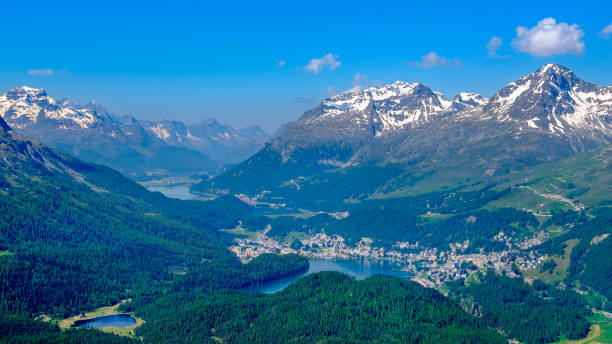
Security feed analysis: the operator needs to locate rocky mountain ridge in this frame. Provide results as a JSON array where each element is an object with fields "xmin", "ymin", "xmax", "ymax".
[
  {"xmin": 209, "ymin": 64, "xmax": 612, "ymax": 205},
  {"xmin": 0, "ymin": 87, "xmax": 270, "ymax": 179}
]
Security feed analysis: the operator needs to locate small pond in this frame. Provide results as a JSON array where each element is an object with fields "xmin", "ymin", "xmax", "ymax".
[{"xmin": 74, "ymin": 314, "xmax": 136, "ymax": 328}]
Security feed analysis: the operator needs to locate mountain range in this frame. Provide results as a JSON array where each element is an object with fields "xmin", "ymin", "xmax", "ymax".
[
  {"xmin": 0, "ymin": 87, "xmax": 270, "ymax": 180},
  {"xmin": 207, "ymin": 64, "xmax": 612, "ymax": 208},
  {"xmin": 2, "ymin": 64, "xmax": 611, "ymax": 344}
]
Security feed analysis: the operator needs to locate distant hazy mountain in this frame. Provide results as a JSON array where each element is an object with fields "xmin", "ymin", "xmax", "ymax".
[
  {"xmin": 207, "ymin": 64, "xmax": 612, "ymax": 207},
  {"xmin": 0, "ymin": 87, "xmax": 270, "ymax": 180},
  {"xmin": 136, "ymin": 118, "xmax": 270, "ymax": 163}
]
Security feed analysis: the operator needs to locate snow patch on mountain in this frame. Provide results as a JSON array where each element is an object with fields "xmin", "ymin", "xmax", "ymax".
[
  {"xmin": 482, "ymin": 64, "xmax": 612, "ymax": 136},
  {"xmin": 308, "ymin": 81, "xmax": 483, "ymax": 136},
  {"xmin": 139, "ymin": 119, "xmax": 270, "ymax": 163},
  {"xmin": 150, "ymin": 124, "xmax": 171, "ymax": 139},
  {"xmin": 455, "ymin": 92, "xmax": 488, "ymax": 107},
  {"xmin": 0, "ymin": 86, "xmax": 98, "ymax": 129},
  {"xmin": 0, "ymin": 87, "xmax": 271, "ymax": 165}
]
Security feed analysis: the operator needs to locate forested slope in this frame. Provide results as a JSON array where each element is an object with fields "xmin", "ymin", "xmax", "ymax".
[
  {"xmin": 0, "ymin": 119, "xmax": 307, "ymax": 341},
  {"xmin": 132, "ymin": 272, "xmax": 506, "ymax": 344}
]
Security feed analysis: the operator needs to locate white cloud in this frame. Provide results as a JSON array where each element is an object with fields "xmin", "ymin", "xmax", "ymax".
[
  {"xmin": 304, "ymin": 53, "xmax": 341, "ymax": 74},
  {"xmin": 28, "ymin": 69, "xmax": 54, "ymax": 76},
  {"xmin": 512, "ymin": 18, "xmax": 585, "ymax": 57},
  {"xmin": 486, "ymin": 36, "xmax": 508, "ymax": 58},
  {"xmin": 277, "ymin": 60, "xmax": 286, "ymax": 67},
  {"xmin": 326, "ymin": 85, "xmax": 338, "ymax": 97},
  {"xmin": 343, "ymin": 73, "xmax": 367, "ymax": 94},
  {"xmin": 409, "ymin": 52, "xmax": 458, "ymax": 68},
  {"xmin": 599, "ymin": 22, "xmax": 612, "ymax": 39}
]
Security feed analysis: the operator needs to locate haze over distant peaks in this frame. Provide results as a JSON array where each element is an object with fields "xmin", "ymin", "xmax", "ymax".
[
  {"xmin": 139, "ymin": 118, "xmax": 270, "ymax": 163},
  {"xmin": 0, "ymin": 86, "xmax": 271, "ymax": 180}
]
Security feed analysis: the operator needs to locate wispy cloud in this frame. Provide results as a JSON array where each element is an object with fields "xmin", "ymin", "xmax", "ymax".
[
  {"xmin": 343, "ymin": 73, "xmax": 367, "ymax": 94},
  {"xmin": 304, "ymin": 53, "xmax": 341, "ymax": 74},
  {"xmin": 486, "ymin": 36, "xmax": 508, "ymax": 58},
  {"xmin": 277, "ymin": 60, "xmax": 286, "ymax": 67},
  {"xmin": 326, "ymin": 85, "xmax": 338, "ymax": 97},
  {"xmin": 512, "ymin": 18, "xmax": 584, "ymax": 57},
  {"xmin": 28, "ymin": 69, "xmax": 54, "ymax": 76},
  {"xmin": 599, "ymin": 22, "xmax": 612, "ymax": 39},
  {"xmin": 408, "ymin": 52, "xmax": 460, "ymax": 68}
]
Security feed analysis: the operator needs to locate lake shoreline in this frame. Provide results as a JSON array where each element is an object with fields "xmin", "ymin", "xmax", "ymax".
[
  {"xmin": 244, "ymin": 258, "xmax": 415, "ymax": 294},
  {"xmin": 55, "ymin": 299, "xmax": 144, "ymax": 338}
]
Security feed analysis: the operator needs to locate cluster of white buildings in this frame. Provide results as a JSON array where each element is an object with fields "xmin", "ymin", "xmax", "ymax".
[{"xmin": 229, "ymin": 229, "xmax": 550, "ymax": 286}]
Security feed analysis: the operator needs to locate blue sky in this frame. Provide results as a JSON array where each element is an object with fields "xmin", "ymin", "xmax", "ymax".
[{"xmin": 1, "ymin": 1, "xmax": 611, "ymax": 132}]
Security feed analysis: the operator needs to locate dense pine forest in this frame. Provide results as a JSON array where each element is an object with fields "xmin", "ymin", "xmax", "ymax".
[
  {"xmin": 0, "ymin": 127, "xmax": 309, "ymax": 341},
  {"xmin": 449, "ymin": 271, "xmax": 591, "ymax": 343},
  {"xmin": 0, "ymin": 164, "xmax": 308, "ymax": 317},
  {"xmin": 0, "ymin": 314, "xmax": 138, "ymax": 344},
  {"xmin": 130, "ymin": 272, "xmax": 507, "ymax": 344}
]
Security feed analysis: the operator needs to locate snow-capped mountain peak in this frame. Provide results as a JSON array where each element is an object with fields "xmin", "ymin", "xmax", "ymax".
[
  {"xmin": 224, "ymin": 64, "xmax": 612, "ymax": 198},
  {"xmin": 483, "ymin": 64, "xmax": 612, "ymax": 136},
  {"xmin": 305, "ymin": 81, "xmax": 460, "ymax": 136},
  {"xmin": 5, "ymin": 86, "xmax": 48, "ymax": 99},
  {"xmin": 0, "ymin": 86, "xmax": 100, "ymax": 129},
  {"xmin": 537, "ymin": 62, "xmax": 566, "ymax": 74}
]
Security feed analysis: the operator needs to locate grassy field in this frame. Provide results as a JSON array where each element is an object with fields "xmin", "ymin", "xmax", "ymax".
[
  {"xmin": 419, "ymin": 212, "xmax": 453, "ymax": 224},
  {"xmin": 490, "ymin": 145, "xmax": 612, "ymax": 211},
  {"xmin": 464, "ymin": 269, "xmax": 483, "ymax": 286},
  {"xmin": 523, "ymin": 239, "xmax": 578, "ymax": 284},
  {"xmin": 378, "ymin": 145, "xmax": 611, "ymax": 216},
  {"xmin": 220, "ymin": 225, "xmax": 262, "ymax": 239},
  {"xmin": 485, "ymin": 186, "xmax": 568, "ymax": 214},
  {"xmin": 55, "ymin": 299, "xmax": 144, "ymax": 338},
  {"xmin": 284, "ymin": 231, "xmax": 312, "ymax": 243},
  {"xmin": 580, "ymin": 291, "xmax": 610, "ymax": 311},
  {"xmin": 554, "ymin": 311, "xmax": 612, "ymax": 344}
]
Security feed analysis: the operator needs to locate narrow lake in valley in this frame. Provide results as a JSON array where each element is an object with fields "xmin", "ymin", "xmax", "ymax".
[
  {"xmin": 74, "ymin": 314, "xmax": 136, "ymax": 328},
  {"xmin": 245, "ymin": 259, "xmax": 414, "ymax": 294},
  {"xmin": 146, "ymin": 185, "xmax": 200, "ymax": 200}
]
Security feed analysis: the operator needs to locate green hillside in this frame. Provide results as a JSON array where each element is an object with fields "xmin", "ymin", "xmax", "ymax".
[
  {"xmin": 0, "ymin": 125, "xmax": 308, "ymax": 341},
  {"xmin": 132, "ymin": 272, "xmax": 507, "ymax": 344}
]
